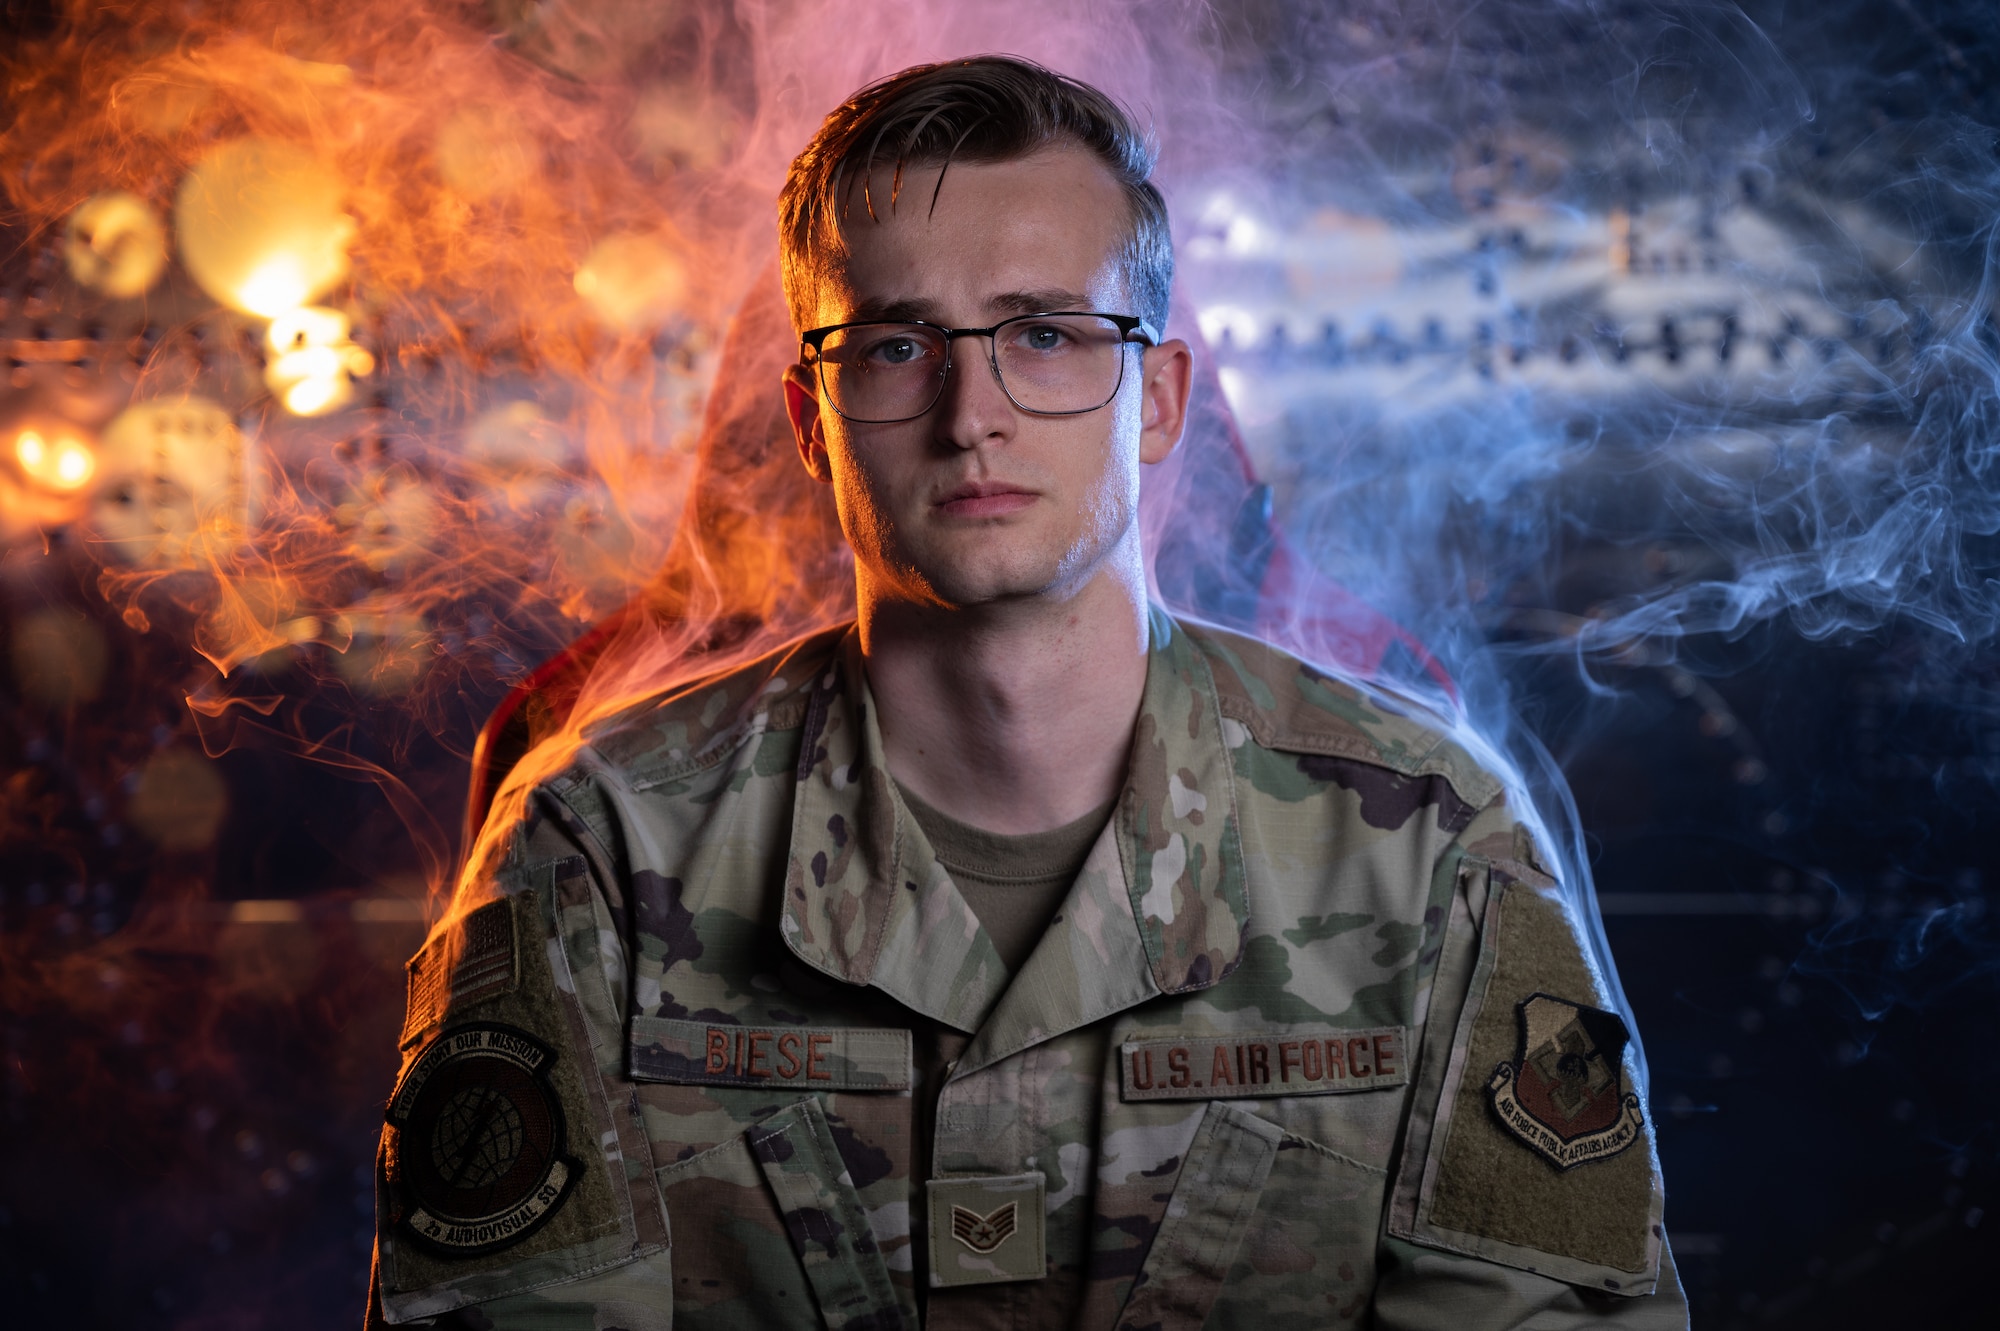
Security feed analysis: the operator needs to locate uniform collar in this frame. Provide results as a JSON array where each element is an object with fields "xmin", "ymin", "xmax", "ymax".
[{"xmin": 780, "ymin": 609, "xmax": 1252, "ymax": 1051}]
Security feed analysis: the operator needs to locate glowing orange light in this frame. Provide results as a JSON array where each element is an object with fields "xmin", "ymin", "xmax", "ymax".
[
  {"xmin": 89, "ymin": 398, "xmax": 253, "ymax": 567},
  {"xmin": 264, "ymin": 306, "xmax": 375, "ymax": 416},
  {"xmin": 64, "ymin": 191, "xmax": 169, "ymax": 298},
  {"xmin": 238, "ymin": 257, "xmax": 314, "ymax": 320},
  {"xmin": 574, "ymin": 233, "xmax": 689, "ymax": 332},
  {"xmin": 14, "ymin": 429, "xmax": 97, "ymax": 492},
  {"xmin": 175, "ymin": 138, "xmax": 354, "ymax": 317}
]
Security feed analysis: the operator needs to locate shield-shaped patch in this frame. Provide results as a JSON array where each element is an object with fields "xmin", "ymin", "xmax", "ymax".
[{"xmin": 1486, "ymin": 993, "xmax": 1646, "ymax": 1170}]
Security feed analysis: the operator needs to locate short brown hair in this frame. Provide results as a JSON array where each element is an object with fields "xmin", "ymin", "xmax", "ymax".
[{"xmin": 778, "ymin": 56, "xmax": 1172, "ymax": 335}]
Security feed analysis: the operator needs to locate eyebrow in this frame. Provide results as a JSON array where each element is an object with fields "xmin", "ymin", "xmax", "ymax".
[
  {"xmin": 846, "ymin": 295, "xmax": 944, "ymax": 323},
  {"xmin": 841, "ymin": 288, "xmax": 1098, "ymax": 325},
  {"xmin": 989, "ymin": 288, "xmax": 1094, "ymax": 316}
]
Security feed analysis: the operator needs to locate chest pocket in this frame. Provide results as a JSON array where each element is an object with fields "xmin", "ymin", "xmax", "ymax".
[
  {"xmin": 1116, "ymin": 1100, "xmax": 1388, "ymax": 1331},
  {"xmin": 629, "ymin": 1015, "xmax": 916, "ymax": 1331}
]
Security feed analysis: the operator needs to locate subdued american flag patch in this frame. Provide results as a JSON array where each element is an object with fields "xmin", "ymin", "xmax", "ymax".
[{"xmin": 400, "ymin": 898, "xmax": 518, "ymax": 1045}]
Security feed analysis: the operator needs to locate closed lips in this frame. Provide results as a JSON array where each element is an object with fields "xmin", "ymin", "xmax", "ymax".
[{"xmin": 937, "ymin": 483, "xmax": 1036, "ymax": 515}]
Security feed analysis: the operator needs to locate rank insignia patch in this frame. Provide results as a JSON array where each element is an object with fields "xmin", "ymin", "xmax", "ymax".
[
  {"xmin": 1487, "ymin": 993, "xmax": 1645, "ymax": 1171},
  {"xmin": 386, "ymin": 1022, "xmax": 578, "ymax": 1257},
  {"xmin": 951, "ymin": 1201, "xmax": 1017, "ymax": 1255},
  {"xmin": 927, "ymin": 1173, "xmax": 1046, "ymax": 1286}
]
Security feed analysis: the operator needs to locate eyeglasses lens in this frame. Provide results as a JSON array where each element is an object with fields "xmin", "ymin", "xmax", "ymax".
[{"xmin": 817, "ymin": 316, "xmax": 1129, "ymax": 422}]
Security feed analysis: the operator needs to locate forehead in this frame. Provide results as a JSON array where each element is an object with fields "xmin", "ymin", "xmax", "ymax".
[{"xmin": 811, "ymin": 145, "xmax": 1130, "ymax": 326}]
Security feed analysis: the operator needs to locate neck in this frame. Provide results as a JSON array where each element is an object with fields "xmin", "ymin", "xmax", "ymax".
[{"xmin": 858, "ymin": 555, "xmax": 1151, "ymax": 836}]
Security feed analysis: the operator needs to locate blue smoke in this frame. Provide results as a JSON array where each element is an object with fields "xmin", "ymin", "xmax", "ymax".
[{"xmin": 1137, "ymin": 0, "xmax": 2000, "ymax": 1096}]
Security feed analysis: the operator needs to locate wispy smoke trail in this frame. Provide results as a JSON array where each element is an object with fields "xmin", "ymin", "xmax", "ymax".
[
  {"xmin": 5, "ymin": 11, "xmax": 1999, "ymax": 1319},
  {"xmin": 1149, "ymin": 0, "xmax": 2000, "ymax": 1081}
]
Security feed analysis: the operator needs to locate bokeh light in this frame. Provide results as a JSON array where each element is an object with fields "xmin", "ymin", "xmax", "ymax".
[
  {"xmin": 174, "ymin": 138, "xmax": 354, "ymax": 318},
  {"xmin": 263, "ymin": 306, "xmax": 374, "ymax": 416},
  {"xmin": 62, "ymin": 191, "xmax": 169, "ymax": 298},
  {"xmin": 13, "ymin": 427, "xmax": 96, "ymax": 491},
  {"xmin": 88, "ymin": 397, "xmax": 252, "ymax": 568},
  {"xmin": 9, "ymin": 607, "xmax": 108, "ymax": 708},
  {"xmin": 573, "ymin": 232, "xmax": 689, "ymax": 332},
  {"xmin": 127, "ymin": 747, "xmax": 230, "ymax": 852}
]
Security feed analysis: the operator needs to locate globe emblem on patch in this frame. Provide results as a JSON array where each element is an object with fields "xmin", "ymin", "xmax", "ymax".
[
  {"xmin": 385, "ymin": 1022, "xmax": 580, "ymax": 1257},
  {"xmin": 431, "ymin": 1085, "xmax": 527, "ymax": 1189}
]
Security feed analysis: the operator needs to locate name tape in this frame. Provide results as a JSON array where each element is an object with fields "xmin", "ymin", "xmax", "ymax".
[
  {"xmin": 1120, "ymin": 1027, "xmax": 1410, "ymax": 1101},
  {"xmin": 629, "ymin": 1015, "xmax": 912, "ymax": 1091}
]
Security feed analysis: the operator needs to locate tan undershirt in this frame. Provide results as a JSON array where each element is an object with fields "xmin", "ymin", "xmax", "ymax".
[{"xmin": 896, "ymin": 782, "xmax": 1112, "ymax": 972}]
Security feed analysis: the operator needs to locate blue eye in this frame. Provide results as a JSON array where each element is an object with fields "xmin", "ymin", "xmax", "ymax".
[
  {"xmin": 1017, "ymin": 324, "xmax": 1069, "ymax": 352},
  {"xmin": 859, "ymin": 334, "xmax": 935, "ymax": 367}
]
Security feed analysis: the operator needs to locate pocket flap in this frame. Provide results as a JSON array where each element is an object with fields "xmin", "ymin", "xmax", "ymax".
[
  {"xmin": 1116, "ymin": 1101, "xmax": 1283, "ymax": 1331},
  {"xmin": 749, "ymin": 1097, "xmax": 911, "ymax": 1329}
]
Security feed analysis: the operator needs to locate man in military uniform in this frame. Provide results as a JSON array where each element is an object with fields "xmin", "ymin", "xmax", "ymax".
[{"xmin": 370, "ymin": 57, "xmax": 1689, "ymax": 1329}]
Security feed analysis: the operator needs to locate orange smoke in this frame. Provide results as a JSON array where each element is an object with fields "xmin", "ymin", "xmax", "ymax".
[
  {"xmin": 0, "ymin": 9, "xmax": 1238, "ymax": 1321},
  {"xmin": 0, "ymin": 0, "xmax": 1242, "ymax": 1071}
]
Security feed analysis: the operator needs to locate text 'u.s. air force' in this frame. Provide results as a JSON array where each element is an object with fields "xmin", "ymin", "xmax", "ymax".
[{"xmin": 1119, "ymin": 1027, "xmax": 1409, "ymax": 1101}]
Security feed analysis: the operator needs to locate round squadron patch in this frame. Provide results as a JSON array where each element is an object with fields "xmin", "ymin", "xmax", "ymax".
[
  {"xmin": 1486, "ymin": 993, "xmax": 1645, "ymax": 1171},
  {"xmin": 386, "ymin": 1022, "xmax": 578, "ymax": 1257}
]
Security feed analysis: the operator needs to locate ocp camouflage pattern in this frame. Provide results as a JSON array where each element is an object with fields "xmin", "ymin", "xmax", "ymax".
[{"xmin": 370, "ymin": 608, "xmax": 1688, "ymax": 1329}]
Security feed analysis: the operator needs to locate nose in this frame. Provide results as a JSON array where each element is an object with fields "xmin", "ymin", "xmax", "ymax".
[{"xmin": 932, "ymin": 331, "xmax": 1014, "ymax": 450}]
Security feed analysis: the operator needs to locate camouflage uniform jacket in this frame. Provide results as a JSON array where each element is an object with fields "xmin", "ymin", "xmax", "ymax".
[{"xmin": 371, "ymin": 609, "xmax": 1689, "ymax": 1330}]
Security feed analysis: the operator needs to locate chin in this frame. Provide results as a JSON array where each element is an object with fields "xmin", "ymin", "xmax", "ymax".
[
  {"xmin": 918, "ymin": 567, "xmax": 1054, "ymax": 608},
  {"xmin": 894, "ymin": 526, "xmax": 1050, "ymax": 601},
  {"xmin": 903, "ymin": 547, "xmax": 1064, "ymax": 607}
]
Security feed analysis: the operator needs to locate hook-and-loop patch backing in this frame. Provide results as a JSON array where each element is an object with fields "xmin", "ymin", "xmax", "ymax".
[{"xmin": 377, "ymin": 881, "xmax": 664, "ymax": 1324}]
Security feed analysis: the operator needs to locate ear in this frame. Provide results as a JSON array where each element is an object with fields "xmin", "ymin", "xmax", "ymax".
[
  {"xmin": 1137, "ymin": 338, "xmax": 1194, "ymax": 465},
  {"xmin": 783, "ymin": 363, "xmax": 835, "ymax": 484}
]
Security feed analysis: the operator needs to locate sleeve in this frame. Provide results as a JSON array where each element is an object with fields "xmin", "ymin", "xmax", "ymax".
[
  {"xmin": 1374, "ymin": 1236, "xmax": 1688, "ymax": 1330},
  {"xmin": 1373, "ymin": 795, "xmax": 1690, "ymax": 1330},
  {"xmin": 365, "ymin": 782, "xmax": 673, "ymax": 1329}
]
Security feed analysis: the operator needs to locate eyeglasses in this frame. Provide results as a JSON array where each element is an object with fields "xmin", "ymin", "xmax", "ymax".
[{"xmin": 799, "ymin": 312, "xmax": 1160, "ymax": 424}]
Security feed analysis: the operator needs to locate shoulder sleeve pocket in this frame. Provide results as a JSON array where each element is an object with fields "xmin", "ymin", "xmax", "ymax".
[
  {"xmin": 1387, "ymin": 858, "xmax": 1666, "ymax": 1296},
  {"xmin": 374, "ymin": 860, "xmax": 669, "ymax": 1323}
]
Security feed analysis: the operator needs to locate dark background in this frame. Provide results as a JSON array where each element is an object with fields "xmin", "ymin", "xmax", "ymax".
[{"xmin": 4, "ymin": 2, "xmax": 1999, "ymax": 1327}]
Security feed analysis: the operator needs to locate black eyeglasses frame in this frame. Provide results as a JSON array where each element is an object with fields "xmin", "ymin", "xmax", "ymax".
[{"xmin": 798, "ymin": 311, "xmax": 1161, "ymax": 424}]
